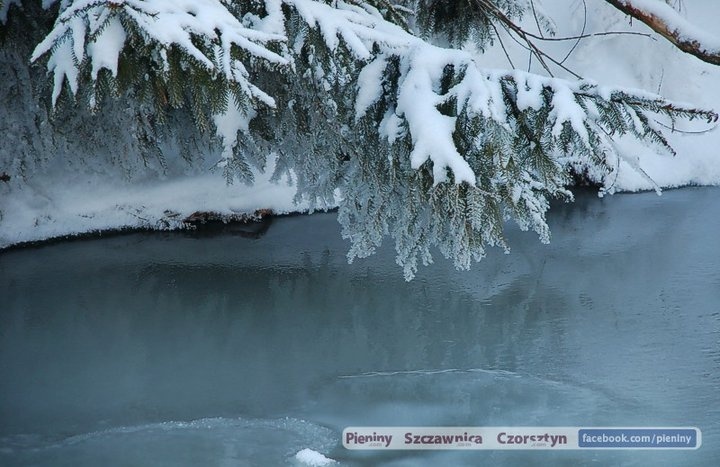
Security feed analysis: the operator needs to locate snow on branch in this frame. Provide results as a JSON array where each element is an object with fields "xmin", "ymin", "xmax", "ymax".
[
  {"xmin": 31, "ymin": 0, "xmax": 289, "ymax": 106},
  {"xmin": 287, "ymin": 0, "xmax": 411, "ymax": 59},
  {"xmin": 28, "ymin": 0, "xmax": 718, "ymax": 190},
  {"xmin": 282, "ymin": 1, "xmax": 712, "ymax": 189},
  {"xmin": 395, "ymin": 47, "xmax": 477, "ymax": 185},
  {"xmin": 345, "ymin": 38, "xmax": 716, "ymax": 277},
  {"xmin": 355, "ymin": 38, "xmax": 716, "ymax": 187},
  {"xmin": 605, "ymin": 0, "xmax": 720, "ymax": 66}
]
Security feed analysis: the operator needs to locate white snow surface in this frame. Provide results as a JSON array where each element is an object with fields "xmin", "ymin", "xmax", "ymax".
[
  {"xmin": 467, "ymin": 0, "xmax": 720, "ymax": 193},
  {"xmin": 0, "ymin": 165, "xmax": 302, "ymax": 249},
  {"xmin": 2, "ymin": 0, "xmax": 720, "ymax": 248},
  {"xmin": 553, "ymin": 0, "xmax": 720, "ymax": 192},
  {"xmin": 294, "ymin": 448, "xmax": 336, "ymax": 466}
]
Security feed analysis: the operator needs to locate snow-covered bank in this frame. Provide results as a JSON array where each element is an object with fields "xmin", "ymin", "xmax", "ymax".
[
  {"xmin": 568, "ymin": 1, "xmax": 720, "ymax": 192},
  {"xmin": 477, "ymin": 0, "xmax": 720, "ymax": 193},
  {"xmin": 0, "ymin": 168, "xmax": 304, "ymax": 249}
]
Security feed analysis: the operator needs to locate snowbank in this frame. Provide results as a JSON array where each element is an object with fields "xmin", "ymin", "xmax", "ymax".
[
  {"xmin": 0, "ymin": 168, "xmax": 302, "ymax": 249},
  {"xmin": 517, "ymin": 0, "xmax": 720, "ymax": 192}
]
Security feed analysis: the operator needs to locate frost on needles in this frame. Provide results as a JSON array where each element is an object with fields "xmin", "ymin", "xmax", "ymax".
[{"xmin": 13, "ymin": 0, "xmax": 719, "ymax": 279}]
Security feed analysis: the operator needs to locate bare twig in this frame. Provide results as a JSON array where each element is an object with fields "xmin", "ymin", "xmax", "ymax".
[
  {"xmin": 473, "ymin": 0, "xmax": 657, "ymax": 79},
  {"xmin": 653, "ymin": 119, "xmax": 718, "ymax": 135},
  {"xmin": 474, "ymin": 0, "xmax": 582, "ymax": 78},
  {"xmin": 560, "ymin": 0, "xmax": 587, "ymax": 65},
  {"xmin": 529, "ymin": 0, "xmax": 545, "ymax": 39},
  {"xmin": 486, "ymin": 15, "xmax": 517, "ymax": 69}
]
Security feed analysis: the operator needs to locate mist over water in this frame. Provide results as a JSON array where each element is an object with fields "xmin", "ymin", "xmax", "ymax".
[{"xmin": 1, "ymin": 188, "xmax": 719, "ymax": 466}]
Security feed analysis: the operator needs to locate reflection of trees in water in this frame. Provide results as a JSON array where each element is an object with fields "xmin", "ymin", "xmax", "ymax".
[
  {"xmin": 128, "ymin": 250, "xmax": 586, "ymax": 436},
  {"xmin": 132, "ymin": 242, "xmax": 574, "ymax": 385}
]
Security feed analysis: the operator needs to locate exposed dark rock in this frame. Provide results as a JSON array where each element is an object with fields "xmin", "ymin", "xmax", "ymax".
[{"xmin": 182, "ymin": 209, "xmax": 275, "ymax": 239}]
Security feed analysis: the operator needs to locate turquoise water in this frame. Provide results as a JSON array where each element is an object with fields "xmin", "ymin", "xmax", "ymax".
[{"xmin": 1, "ymin": 188, "xmax": 719, "ymax": 465}]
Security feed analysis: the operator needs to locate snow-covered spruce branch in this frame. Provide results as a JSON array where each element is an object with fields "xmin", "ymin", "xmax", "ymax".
[
  {"xmin": 30, "ymin": 0, "xmax": 288, "ymax": 117},
  {"xmin": 31, "ymin": 0, "xmax": 715, "ymax": 184},
  {"xmin": 345, "ymin": 44, "xmax": 715, "ymax": 278},
  {"xmin": 264, "ymin": 0, "xmax": 715, "ymax": 278},
  {"xmin": 25, "ymin": 0, "xmax": 719, "ymax": 279}
]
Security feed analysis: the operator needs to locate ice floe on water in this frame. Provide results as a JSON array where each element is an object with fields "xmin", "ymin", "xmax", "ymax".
[{"xmin": 0, "ymin": 417, "xmax": 336, "ymax": 467}]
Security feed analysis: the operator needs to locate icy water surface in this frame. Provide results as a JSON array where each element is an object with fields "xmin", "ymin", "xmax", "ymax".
[{"xmin": 1, "ymin": 188, "xmax": 719, "ymax": 466}]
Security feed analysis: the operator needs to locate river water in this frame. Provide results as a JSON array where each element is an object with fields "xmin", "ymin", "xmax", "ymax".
[{"xmin": 1, "ymin": 188, "xmax": 719, "ymax": 466}]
